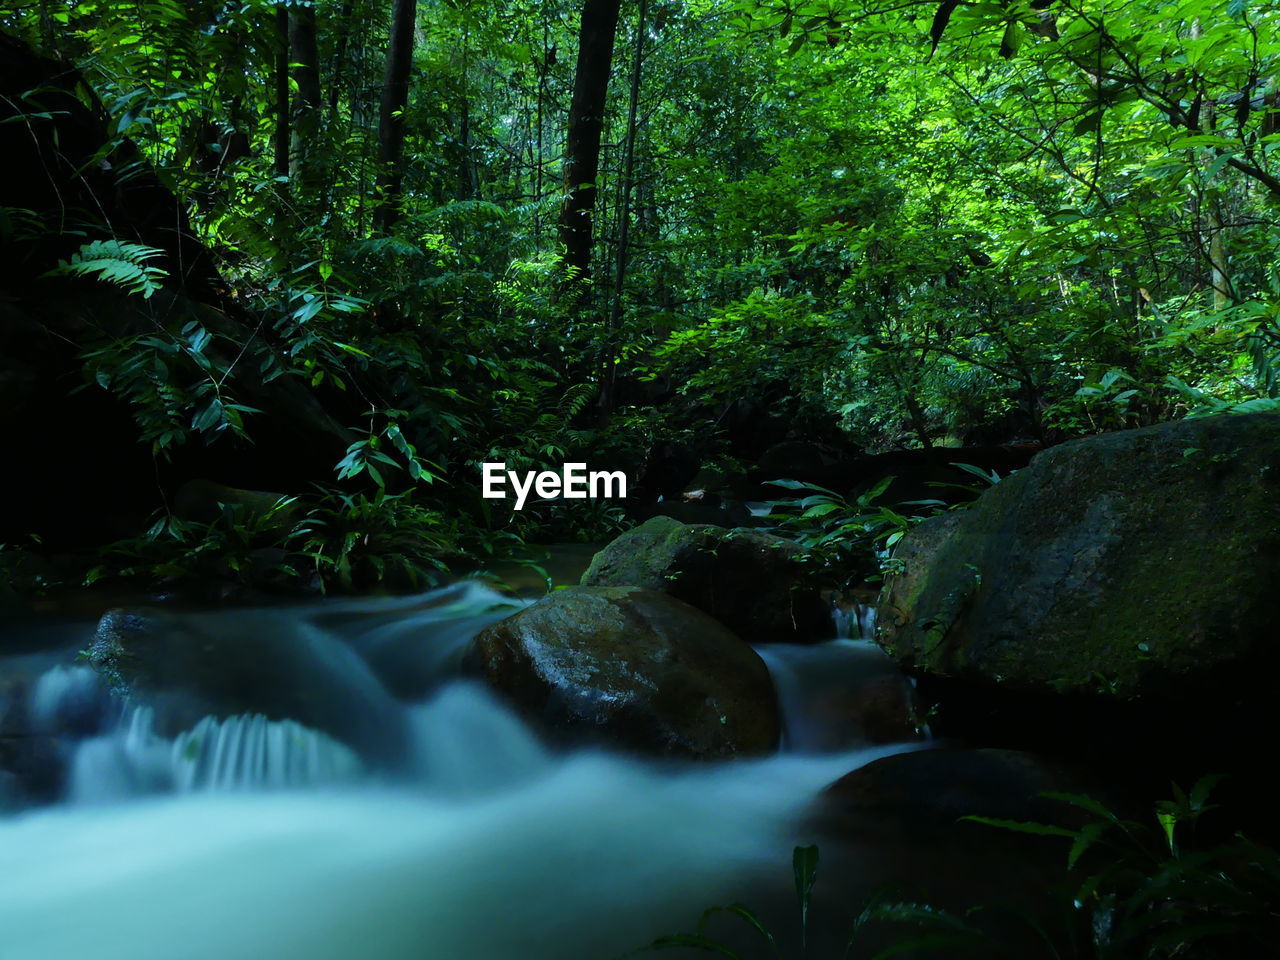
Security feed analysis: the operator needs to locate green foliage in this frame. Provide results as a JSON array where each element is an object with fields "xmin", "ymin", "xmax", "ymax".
[
  {"xmin": 81, "ymin": 319, "xmax": 262, "ymax": 453},
  {"xmin": 46, "ymin": 240, "xmax": 169, "ymax": 298},
  {"xmin": 289, "ymin": 489, "xmax": 454, "ymax": 592},
  {"xmin": 967, "ymin": 778, "xmax": 1280, "ymax": 959},
  {"xmin": 648, "ymin": 781, "xmax": 1280, "ymax": 960},
  {"xmin": 84, "ymin": 487, "xmax": 473, "ymax": 595},
  {"xmin": 760, "ymin": 477, "xmax": 927, "ymax": 587},
  {"xmin": 9, "ymin": 0, "xmax": 1280, "ymax": 585}
]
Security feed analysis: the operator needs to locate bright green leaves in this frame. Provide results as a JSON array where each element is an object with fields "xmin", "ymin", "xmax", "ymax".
[
  {"xmin": 335, "ymin": 413, "xmax": 441, "ymax": 489},
  {"xmin": 46, "ymin": 240, "xmax": 169, "ymax": 298}
]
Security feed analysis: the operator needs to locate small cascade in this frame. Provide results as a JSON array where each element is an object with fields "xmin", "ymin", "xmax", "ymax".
[
  {"xmin": 172, "ymin": 713, "xmax": 363, "ymax": 792},
  {"xmin": 69, "ymin": 706, "xmax": 362, "ymax": 802},
  {"xmin": 757, "ymin": 639, "xmax": 916, "ymax": 752},
  {"xmin": 831, "ymin": 600, "xmax": 878, "ymax": 641},
  {"xmin": 407, "ymin": 681, "xmax": 551, "ymax": 798},
  {"xmin": 315, "ymin": 581, "xmax": 528, "ymax": 699},
  {"xmin": 29, "ymin": 664, "xmax": 109, "ymax": 734}
]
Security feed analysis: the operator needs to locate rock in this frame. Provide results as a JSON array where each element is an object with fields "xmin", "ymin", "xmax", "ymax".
[
  {"xmin": 820, "ymin": 748, "xmax": 1100, "ymax": 831},
  {"xmin": 645, "ymin": 500, "xmax": 753, "ymax": 527},
  {"xmin": 465, "ymin": 586, "xmax": 780, "ymax": 758},
  {"xmin": 581, "ymin": 516, "xmax": 830, "ymax": 644},
  {"xmin": 173, "ymin": 479, "xmax": 299, "ymax": 526},
  {"xmin": 878, "ymin": 414, "xmax": 1280, "ymax": 701},
  {"xmin": 806, "ymin": 749, "xmax": 1113, "ymax": 958},
  {"xmin": 86, "ymin": 607, "xmax": 406, "ymax": 764}
]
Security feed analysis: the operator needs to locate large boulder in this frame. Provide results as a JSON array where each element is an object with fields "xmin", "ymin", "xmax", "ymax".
[
  {"xmin": 465, "ymin": 586, "xmax": 780, "ymax": 758},
  {"xmin": 581, "ymin": 516, "xmax": 830, "ymax": 644},
  {"xmin": 878, "ymin": 414, "xmax": 1280, "ymax": 701}
]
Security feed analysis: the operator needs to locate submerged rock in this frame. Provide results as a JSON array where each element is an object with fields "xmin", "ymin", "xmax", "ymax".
[
  {"xmin": 86, "ymin": 607, "xmax": 405, "ymax": 764},
  {"xmin": 466, "ymin": 586, "xmax": 780, "ymax": 758},
  {"xmin": 581, "ymin": 516, "xmax": 829, "ymax": 644},
  {"xmin": 808, "ymin": 748, "xmax": 1110, "ymax": 958},
  {"xmin": 878, "ymin": 413, "xmax": 1280, "ymax": 701}
]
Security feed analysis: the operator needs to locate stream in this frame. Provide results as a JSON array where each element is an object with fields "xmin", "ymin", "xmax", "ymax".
[{"xmin": 0, "ymin": 583, "xmax": 921, "ymax": 960}]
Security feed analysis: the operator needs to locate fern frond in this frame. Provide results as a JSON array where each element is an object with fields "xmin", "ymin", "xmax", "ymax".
[{"xmin": 47, "ymin": 239, "xmax": 169, "ymax": 298}]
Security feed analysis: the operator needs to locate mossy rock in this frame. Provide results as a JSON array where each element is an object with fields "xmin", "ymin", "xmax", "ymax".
[
  {"xmin": 87, "ymin": 607, "xmax": 406, "ymax": 764},
  {"xmin": 878, "ymin": 413, "xmax": 1280, "ymax": 699},
  {"xmin": 465, "ymin": 586, "xmax": 780, "ymax": 758},
  {"xmin": 581, "ymin": 516, "xmax": 830, "ymax": 644}
]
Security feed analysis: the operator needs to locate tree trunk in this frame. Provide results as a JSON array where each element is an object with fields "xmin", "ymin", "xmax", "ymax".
[
  {"xmin": 599, "ymin": 0, "xmax": 648, "ymax": 421},
  {"xmin": 273, "ymin": 3, "xmax": 291, "ymax": 179},
  {"xmin": 557, "ymin": 0, "xmax": 622, "ymax": 294},
  {"xmin": 328, "ymin": 0, "xmax": 355, "ymax": 116},
  {"xmin": 374, "ymin": 0, "xmax": 418, "ymax": 233},
  {"xmin": 289, "ymin": 3, "xmax": 323, "ymax": 194}
]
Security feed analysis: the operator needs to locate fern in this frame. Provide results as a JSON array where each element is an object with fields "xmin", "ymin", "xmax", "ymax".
[{"xmin": 47, "ymin": 239, "xmax": 169, "ymax": 298}]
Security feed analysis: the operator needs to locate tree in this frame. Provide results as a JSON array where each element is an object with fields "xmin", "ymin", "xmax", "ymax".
[
  {"xmin": 557, "ymin": 0, "xmax": 622, "ymax": 293},
  {"xmin": 375, "ymin": 0, "xmax": 419, "ymax": 232}
]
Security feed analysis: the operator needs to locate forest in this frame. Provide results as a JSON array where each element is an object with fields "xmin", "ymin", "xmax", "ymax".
[{"xmin": 1, "ymin": 0, "xmax": 1279, "ymax": 957}]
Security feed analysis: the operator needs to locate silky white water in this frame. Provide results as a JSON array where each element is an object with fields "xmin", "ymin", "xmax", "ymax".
[
  {"xmin": 0, "ymin": 583, "xmax": 921, "ymax": 960},
  {"xmin": 0, "ymin": 739, "xmax": 909, "ymax": 960}
]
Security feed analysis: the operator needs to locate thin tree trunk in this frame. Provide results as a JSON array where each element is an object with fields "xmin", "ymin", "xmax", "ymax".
[
  {"xmin": 374, "ymin": 0, "xmax": 419, "ymax": 232},
  {"xmin": 329, "ymin": 0, "xmax": 355, "ymax": 116},
  {"xmin": 273, "ymin": 3, "xmax": 291, "ymax": 179},
  {"xmin": 289, "ymin": 3, "xmax": 323, "ymax": 194},
  {"xmin": 599, "ymin": 0, "xmax": 648, "ymax": 421},
  {"xmin": 557, "ymin": 0, "xmax": 622, "ymax": 295}
]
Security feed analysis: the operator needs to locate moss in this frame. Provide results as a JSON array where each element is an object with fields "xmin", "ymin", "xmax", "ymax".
[{"xmin": 878, "ymin": 414, "xmax": 1280, "ymax": 700}]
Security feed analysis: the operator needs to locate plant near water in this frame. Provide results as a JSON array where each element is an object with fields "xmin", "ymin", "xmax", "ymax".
[
  {"xmin": 644, "ymin": 781, "xmax": 1280, "ymax": 960},
  {"xmin": 289, "ymin": 489, "xmax": 455, "ymax": 593},
  {"xmin": 645, "ymin": 844, "xmax": 820, "ymax": 959},
  {"xmin": 85, "ymin": 495, "xmax": 302, "ymax": 587},
  {"xmin": 967, "ymin": 778, "xmax": 1280, "ymax": 959}
]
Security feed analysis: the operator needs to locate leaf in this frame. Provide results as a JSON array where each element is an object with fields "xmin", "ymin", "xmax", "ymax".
[
  {"xmin": 929, "ymin": 0, "xmax": 961, "ymax": 53},
  {"xmin": 962, "ymin": 815, "xmax": 1079, "ymax": 839},
  {"xmin": 697, "ymin": 904, "xmax": 779, "ymax": 955},
  {"xmin": 1206, "ymin": 151, "xmax": 1235, "ymax": 179},
  {"xmin": 647, "ymin": 933, "xmax": 743, "ymax": 958},
  {"xmin": 999, "ymin": 20, "xmax": 1023, "ymax": 58},
  {"xmin": 1074, "ymin": 110, "xmax": 1103, "ymax": 136},
  {"xmin": 793, "ymin": 844, "xmax": 819, "ymax": 947},
  {"xmin": 1188, "ymin": 774, "xmax": 1224, "ymax": 811}
]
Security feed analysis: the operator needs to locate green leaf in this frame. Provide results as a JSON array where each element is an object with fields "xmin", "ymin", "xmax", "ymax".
[{"xmin": 793, "ymin": 843, "xmax": 818, "ymax": 948}]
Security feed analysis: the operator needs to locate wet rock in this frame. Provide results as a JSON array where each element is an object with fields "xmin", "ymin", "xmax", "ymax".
[
  {"xmin": 879, "ymin": 414, "xmax": 1280, "ymax": 701},
  {"xmin": 807, "ymin": 749, "xmax": 1111, "ymax": 958},
  {"xmin": 581, "ymin": 516, "xmax": 829, "ymax": 644},
  {"xmin": 849, "ymin": 673, "xmax": 921, "ymax": 745},
  {"xmin": 758, "ymin": 640, "xmax": 923, "ymax": 751},
  {"xmin": 86, "ymin": 607, "xmax": 405, "ymax": 764},
  {"xmin": 465, "ymin": 586, "xmax": 780, "ymax": 758}
]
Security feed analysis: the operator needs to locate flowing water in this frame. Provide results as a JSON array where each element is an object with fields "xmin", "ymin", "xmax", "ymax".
[{"xmin": 0, "ymin": 583, "xmax": 916, "ymax": 960}]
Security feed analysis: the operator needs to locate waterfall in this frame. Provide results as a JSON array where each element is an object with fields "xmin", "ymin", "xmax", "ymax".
[
  {"xmin": 831, "ymin": 601, "xmax": 877, "ymax": 641},
  {"xmin": 407, "ymin": 681, "xmax": 551, "ymax": 797},
  {"xmin": 67, "ymin": 706, "xmax": 363, "ymax": 802}
]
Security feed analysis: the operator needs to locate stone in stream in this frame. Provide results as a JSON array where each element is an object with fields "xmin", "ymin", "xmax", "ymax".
[
  {"xmin": 465, "ymin": 586, "xmax": 780, "ymax": 758},
  {"xmin": 86, "ymin": 606, "xmax": 406, "ymax": 765},
  {"xmin": 806, "ymin": 748, "xmax": 1111, "ymax": 959},
  {"xmin": 581, "ymin": 515, "xmax": 830, "ymax": 644},
  {"xmin": 879, "ymin": 413, "xmax": 1280, "ymax": 702}
]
